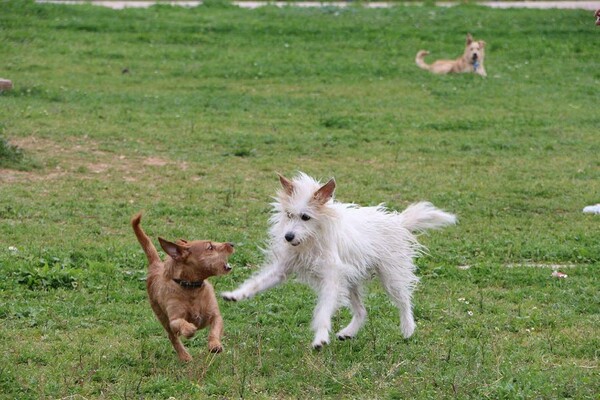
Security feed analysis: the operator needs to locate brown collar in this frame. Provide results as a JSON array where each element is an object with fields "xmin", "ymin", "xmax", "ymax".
[{"xmin": 172, "ymin": 278, "xmax": 204, "ymax": 289}]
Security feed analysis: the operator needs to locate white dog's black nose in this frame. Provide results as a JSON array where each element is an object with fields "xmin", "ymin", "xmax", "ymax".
[{"xmin": 285, "ymin": 232, "xmax": 295, "ymax": 242}]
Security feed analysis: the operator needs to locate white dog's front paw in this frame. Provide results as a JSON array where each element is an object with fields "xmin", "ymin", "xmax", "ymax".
[
  {"xmin": 401, "ymin": 318, "xmax": 416, "ymax": 339},
  {"xmin": 311, "ymin": 330, "xmax": 330, "ymax": 350},
  {"xmin": 221, "ymin": 290, "xmax": 245, "ymax": 302},
  {"xmin": 312, "ymin": 338, "xmax": 329, "ymax": 351}
]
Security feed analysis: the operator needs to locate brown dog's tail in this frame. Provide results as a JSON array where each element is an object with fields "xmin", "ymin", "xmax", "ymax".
[
  {"xmin": 131, "ymin": 212, "xmax": 161, "ymax": 267},
  {"xmin": 415, "ymin": 50, "xmax": 431, "ymax": 71}
]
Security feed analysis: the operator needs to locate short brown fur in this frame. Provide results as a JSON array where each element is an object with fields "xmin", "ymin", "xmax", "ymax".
[
  {"xmin": 416, "ymin": 33, "xmax": 487, "ymax": 77},
  {"xmin": 131, "ymin": 212, "xmax": 234, "ymax": 361}
]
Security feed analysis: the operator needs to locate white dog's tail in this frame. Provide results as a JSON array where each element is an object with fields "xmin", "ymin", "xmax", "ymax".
[
  {"xmin": 415, "ymin": 50, "xmax": 431, "ymax": 71},
  {"xmin": 400, "ymin": 202, "xmax": 456, "ymax": 233}
]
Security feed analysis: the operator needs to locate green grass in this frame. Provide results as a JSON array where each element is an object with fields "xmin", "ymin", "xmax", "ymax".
[{"xmin": 0, "ymin": 1, "xmax": 598, "ymax": 398}]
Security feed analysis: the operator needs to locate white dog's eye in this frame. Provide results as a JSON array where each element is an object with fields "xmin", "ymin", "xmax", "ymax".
[
  {"xmin": 301, "ymin": 214, "xmax": 311, "ymax": 221},
  {"xmin": 286, "ymin": 212, "xmax": 293, "ymax": 219}
]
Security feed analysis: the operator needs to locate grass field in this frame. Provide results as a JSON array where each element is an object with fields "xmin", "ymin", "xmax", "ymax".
[{"xmin": 1, "ymin": 1, "xmax": 599, "ymax": 398}]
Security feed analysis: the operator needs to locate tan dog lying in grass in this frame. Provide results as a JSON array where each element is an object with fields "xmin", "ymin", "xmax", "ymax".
[
  {"xmin": 416, "ymin": 33, "xmax": 487, "ymax": 77},
  {"xmin": 132, "ymin": 213, "xmax": 234, "ymax": 361}
]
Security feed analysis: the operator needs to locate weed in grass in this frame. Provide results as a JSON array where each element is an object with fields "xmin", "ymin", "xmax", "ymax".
[
  {"xmin": 0, "ymin": 133, "xmax": 40, "ymax": 171},
  {"xmin": 0, "ymin": 136, "xmax": 24, "ymax": 166},
  {"xmin": 14, "ymin": 263, "xmax": 78, "ymax": 291}
]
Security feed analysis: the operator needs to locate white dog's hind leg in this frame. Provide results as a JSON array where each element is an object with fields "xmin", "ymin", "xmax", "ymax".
[
  {"xmin": 378, "ymin": 268, "xmax": 418, "ymax": 339},
  {"xmin": 222, "ymin": 263, "xmax": 287, "ymax": 302},
  {"xmin": 336, "ymin": 285, "xmax": 367, "ymax": 340}
]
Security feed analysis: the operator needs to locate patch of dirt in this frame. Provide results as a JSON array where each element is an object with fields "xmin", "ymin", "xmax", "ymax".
[
  {"xmin": 505, "ymin": 263, "xmax": 578, "ymax": 269},
  {"xmin": 0, "ymin": 168, "xmax": 63, "ymax": 183},
  {"xmin": 0, "ymin": 136, "xmax": 188, "ymax": 184},
  {"xmin": 87, "ymin": 163, "xmax": 111, "ymax": 174},
  {"xmin": 143, "ymin": 157, "xmax": 169, "ymax": 167}
]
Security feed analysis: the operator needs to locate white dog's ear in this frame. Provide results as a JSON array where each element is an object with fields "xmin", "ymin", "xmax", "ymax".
[
  {"xmin": 278, "ymin": 173, "xmax": 294, "ymax": 196},
  {"xmin": 313, "ymin": 178, "xmax": 336, "ymax": 205},
  {"xmin": 466, "ymin": 33, "xmax": 473, "ymax": 45}
]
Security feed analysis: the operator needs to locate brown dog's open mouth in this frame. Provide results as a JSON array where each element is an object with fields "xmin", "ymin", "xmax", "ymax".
[{"xmin": 224, "ymin": 263, "xmax": 232, "ymax": 272}]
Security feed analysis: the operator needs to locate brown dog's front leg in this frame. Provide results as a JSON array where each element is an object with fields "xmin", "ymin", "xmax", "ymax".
[
  {"xmin": 207, "ymin": 314, "xmax": 224, "ymax": 353},
  {"xmin": 168, "ymin": 332, "xmax": 192, "ymax": 362}
]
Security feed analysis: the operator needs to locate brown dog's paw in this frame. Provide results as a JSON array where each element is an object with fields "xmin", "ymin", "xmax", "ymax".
[
  {"xmin": 180, "ymin": 323, "xmax": 198, "ymax": 339},
  {"xmin": 209, "ymin": 344, "xmax": 223, "ymax": 353}
]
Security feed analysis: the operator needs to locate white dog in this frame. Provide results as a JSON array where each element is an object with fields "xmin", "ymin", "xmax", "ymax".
[{"xmin": 222, "ymin": 173, "xmax": 456, "ymax": 349}]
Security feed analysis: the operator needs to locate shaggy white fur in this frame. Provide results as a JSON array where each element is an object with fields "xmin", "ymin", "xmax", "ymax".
[{"xmin": 222, "ymin": 172, "xmax": 456, "ymax": 349}]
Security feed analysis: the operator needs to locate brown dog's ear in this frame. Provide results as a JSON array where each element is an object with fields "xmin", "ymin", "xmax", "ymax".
[
  {"xmin": 466, "ymin": 33, "xmax": 473, "ymax": 45},
  {"xmin": 313, "ymin": 178, "xmax": 336, "ymax": 205},
  {"xmin": 159, "ymin": 237, "xmax": 188, "ymax": 261},
  {"xmin": 278, "ymin": 173, "xmax": 294, "ymax": 196}
]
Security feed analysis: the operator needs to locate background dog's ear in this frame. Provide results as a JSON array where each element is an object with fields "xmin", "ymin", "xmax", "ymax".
[
  {"xmin": 313, "ymin": 178, "xmax": 336, "ymax": 205},
  {"xmin": 466, "ymin": 33, "xmax": 473, "ymax": 45},
  {"xmin": 278, "ymin": 173, "xmax": 294, "ymax": 196},
  {"xmin": 159, "ymin": 237, "xmax": 188, "ymax": 261},
  {"xmin": 479, "ymin": 40, "xmax": 486, "ymax": 48}
]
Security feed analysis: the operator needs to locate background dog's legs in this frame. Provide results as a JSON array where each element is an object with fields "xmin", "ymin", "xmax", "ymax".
[
  {"xmin": 336, "ymin": 285, "xmax": 367, "ymax": 340},
  {"xmin": 222, "ymin": 263, "xmax": 287, "ymax": 301},
  {"xmin": 378, "ymin": 269, "xmax": 418, "ymax": 338},
  {"xmin": 311, "ymin": 281, "xmax": 340, "ymax": 349}
]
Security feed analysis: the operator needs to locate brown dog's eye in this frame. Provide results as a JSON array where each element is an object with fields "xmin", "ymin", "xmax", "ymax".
[{"xmin": 207, "ymin": 243, "xmax": 214, "ymax": 250}]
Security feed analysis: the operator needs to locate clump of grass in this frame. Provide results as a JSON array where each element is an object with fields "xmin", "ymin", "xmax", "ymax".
[
  {"xmin": 0, "ymin": 130, "xmax": 38, "ymax": 170},
  {"xmin": 14, "ymin": 264, "xmax": 78, "ymax": 290},
  {"xmin": 0, "ymin": 136, "xmax": 24, "ymax": 169}
]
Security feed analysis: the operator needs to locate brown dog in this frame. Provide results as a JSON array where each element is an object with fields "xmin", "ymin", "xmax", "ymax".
[
  {"xmin": 416, "ymin": 33, "xmax": 487, "ymax": 77},
  {"xmin": 131, "ymin": 213, "xmax": 234, "ymax": 361}
]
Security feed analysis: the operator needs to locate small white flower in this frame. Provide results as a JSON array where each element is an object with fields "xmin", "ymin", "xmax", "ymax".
[
  {"xmin": 8, "ymin": 246, "xmax": 18, "ymax": 254},
  {"xmin": 458, "ymin": 298, "xmax": 466, "ymax": 302},
  {"xmin": 467, "ymin": 311, "xmax": 474, "ymax": 316}
]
